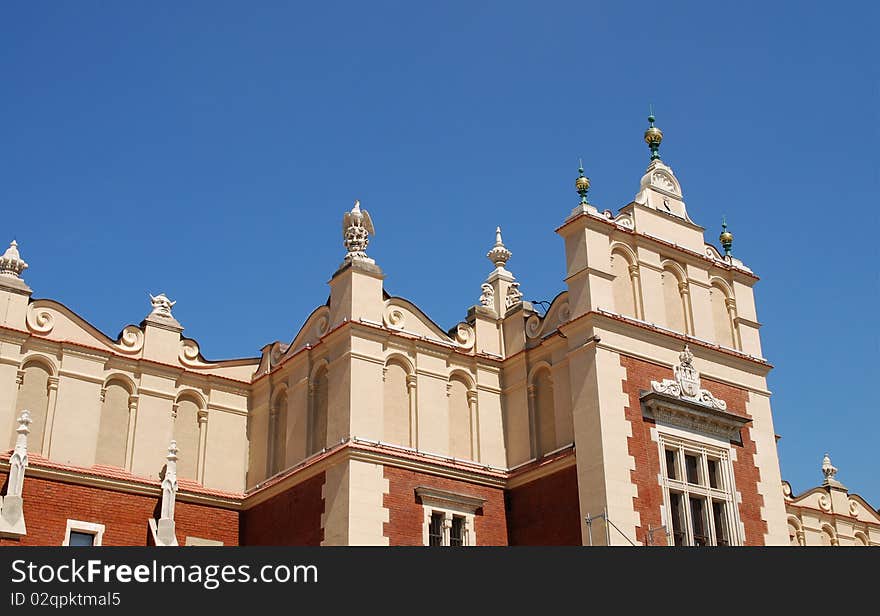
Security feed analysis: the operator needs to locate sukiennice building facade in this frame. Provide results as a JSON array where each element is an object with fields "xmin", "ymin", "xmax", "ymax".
[{"xmin": 1, "ymin": 117, "xmax": 877, "ymax": 547}]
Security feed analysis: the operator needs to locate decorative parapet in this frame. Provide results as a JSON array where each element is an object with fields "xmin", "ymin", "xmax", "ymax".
[{"xmin": 0, "ymin": 411, "xmax": 32, "ymax": 537}]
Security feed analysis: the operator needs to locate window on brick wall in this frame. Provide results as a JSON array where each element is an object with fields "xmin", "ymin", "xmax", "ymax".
[
  {"xmin": 62, "ymin": 520, "xmax": 105, "ymax": 547},
  {"xmin": 428, "ymin": 512, "xmax": 444, "ymax": 546},
  {"xmin": 416, "ymin": 486, "xmax": 485, "ymax": 547},
  {"xmin": 659, "ymin": 436, "xmax": 739, "ymax": 547}
]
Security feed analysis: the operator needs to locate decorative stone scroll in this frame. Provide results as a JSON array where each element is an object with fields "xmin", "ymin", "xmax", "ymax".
[
  {"xmin": 650, "ymin": 345, "xmax": 727, "ymax": 410},
  {"xmin": 25, "ymin": 306, "xmax": 54, "ymax": 335}
]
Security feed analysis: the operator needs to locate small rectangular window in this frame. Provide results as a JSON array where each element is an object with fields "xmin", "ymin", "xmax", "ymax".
[
  {"xmin": 690, "ymin": 497, "xmax": 709, "ymax": 546},
  {"xmin": 68, "ymin": 531, "xmax": 95, "ymax": 547},
  {"xmin": 665, "ymin": 449, "xmax": 678, "ymax": 480},
  {"xmin": 450, "ymin": 517, "xmax": 464, "ymax": 546},
  {"xmin": 685, "ymin": 454, "xmax": 700, "ymax": 485},
  {"xmin": 428, "ymin": 512, "xmax": 444, "ymax": 546}
]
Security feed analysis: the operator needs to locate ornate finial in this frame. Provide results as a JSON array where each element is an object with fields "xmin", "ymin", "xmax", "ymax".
[
  {"xmin": 821, "ymin": 453, "xmax": 838, "ymax": 484},
  {"xmin": 149, "ymin": 293, "xmax": 176, "ymax": 319},
  {"xmin": 487, "ymin": 226, "xmax": 512, "ymax": 270},
  {"xmin": 575, "ymin": 158, "xmax": 591, "ymax": 204},
  {"xmin": 719, "ymin": 217, "xmax": 734, "ymax": 257},
  {"xmin": 644, "ymin": 107, "xmax": 663, "ymax": 161},
  {"xmin": 342, "ymin": 199, "xmax": 376, "ymax": 263},
  {"xmin": 0, "ymin": 240, "xmax": 28, "ymax": 279}
]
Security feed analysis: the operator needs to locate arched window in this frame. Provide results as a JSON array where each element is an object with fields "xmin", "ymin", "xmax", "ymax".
[
  {"xmin": 448, "ymin": 375, "xmax": 473, "ymax": 460},
  {"xmin": 96, "ymin": 380, "xmax": 133, "ymax": 468},
  {"xmin": 854, "ymin": 532, "xmax": 869, "ymax": 546},
  {"xmin": 174, "ymin": 395, "xmax": 202, "ymax": 482},
  {"xmin": 11, "ymin": 361, "xmax": 52, "ymax": 454},
  {"xmin": 533, "ymin": 368, "xmax": 557, "ymax": 456},
  {"xmin": 709, "ymin": 283, "xmax": 735, "ymax": 348},
  {"xmin": 610, "ymin": 250, "xmax": 637, "ymax": 318},
  {"xmin": 383, "ymin": 359, "xmax": 412, "ymax": 448},
  {"xmin": 820, "ymin": 524, "xmax": 837, "ymax": 546},
  {"xmin": 661, "ymin": 264, "xmax": 689, "ymax": 334},
  {"xmin": 268, "ymin": 389, "xmax": 288, "ymax": 475},
  {"xmin": 787, "ymin": 516, "xmax": 803, "ymax": 546},
  {"xmin": 308, "ymin": 365, "xmax": 329, "ymax": 455}
]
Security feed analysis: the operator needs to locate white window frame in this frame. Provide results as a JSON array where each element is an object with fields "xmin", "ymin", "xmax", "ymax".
[
  {"xmin": 62, "ymin": 520, "xmax": 105, "ymax": 546},
  {"xmin": 184, "ymin": 536, "xmax": 224, "ymax": 546},
  {"xmin": 415, "ymin": 486, "xmax": 484, "ymax": 547},
  {"xmin": 657, "ymin": 432, "xmax": 742, "ymax": 547}
]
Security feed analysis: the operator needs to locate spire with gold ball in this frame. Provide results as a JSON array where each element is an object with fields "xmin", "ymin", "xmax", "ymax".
[
  {"xmin": 644, "ymin": 108, "xmax": 663, "ymax": 161},
  {"xmin": 575, "ymin": 158, "xmax": 590, "ymax": 205},
  {"xmin": 719, "ymin": 217, "xmax": 733, "ymax": 257}
]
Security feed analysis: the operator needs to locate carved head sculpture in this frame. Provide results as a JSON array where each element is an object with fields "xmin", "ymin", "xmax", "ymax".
[{"xmin": 149, "ymin": 293, "xmax": 176, "ymax": 318}]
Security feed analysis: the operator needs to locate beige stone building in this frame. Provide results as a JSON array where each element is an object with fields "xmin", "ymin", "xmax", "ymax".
[
  {"xmin": 783, "ymin": 455, "xmax": 879, "ymax": 546},
  {"xmin": 0, "ymin": 115, "xmax": 874, "ymax": 546}
]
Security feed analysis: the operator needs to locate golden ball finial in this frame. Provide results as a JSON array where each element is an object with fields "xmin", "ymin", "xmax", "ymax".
[
  {"xmin": 645, "ymin": 113, "xmax": 663, "ymax": 161},
  {"xmin": 575, "ymin": 161, "xmax": 590, "ymax": 204}
]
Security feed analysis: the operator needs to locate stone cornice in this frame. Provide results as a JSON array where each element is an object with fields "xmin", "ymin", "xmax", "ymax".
[
  {"xmin": 0, "ymin": 457, "xmax": 242, "ymax": 509},
  {"xmin": 506, "ymin": 446, "xmax": 577, "ymax": 489},
  {"xmin": 641, "ymin": 390, "xmax": 751, "ymax": 443}
]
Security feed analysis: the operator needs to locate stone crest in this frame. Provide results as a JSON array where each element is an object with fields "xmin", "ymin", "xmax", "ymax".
[{"xmin": 651, "ymin": 345, "xmax": 727, "ymax": 410}]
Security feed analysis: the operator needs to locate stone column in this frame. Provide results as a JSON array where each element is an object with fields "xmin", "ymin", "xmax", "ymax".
[
  {"xmin": 725, "ymin": 297, "xmax": 741, "ymax": 350},
  {"xmin": 125, "ymin": 395, "xmax": 139, "ymax": 472},
  {"xmin": 628, "ymin": 264, "xmax": 644, "ymax": 320},
  {"xmin": 406, "ymin": 374, "xmax": 418, "ymax": 450},
  {"xmin": 197, "ymin": 409, "xmax": 209, "ymax": 484},
  {"xmin": 467, "ymin": 390, "xmax": 480, "ymax": 462},
  {"xmin": 41, "ymin": 376, "xmax": 59, "ymax": 457}
]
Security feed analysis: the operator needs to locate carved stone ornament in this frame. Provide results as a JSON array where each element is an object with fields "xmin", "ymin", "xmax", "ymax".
[
  {"xmin": 0, "ymin": 240, "xmax": 28, "ymax": 279},
  {"xmin": 117, "ymin": 325, "xmax": 145, "ymax": 354},
  {"xmin": 849, "ymin": 499, "xmax": 859, "ymax": 517},
  {"xmin": 642, "ymin": 345, "xmax": 747, "ymax": 442},
  {"xmin": 0, "ymin": 410, "xmax": 31, "ymax": 537},
  {"xmin": 151, "ymin": 440, "xmax": 179, "ymax": 546},
  {"xmin": 383, "ymin": 306, "xmax": 405, "ymax": 330},
  {"xmin": 342, "ymin": 200, "xmax": 375, "ymax": 263},
  {"xmin": 25, "ymin": 306, "xmax": 54, "ymax": 335},
  {"xmin": 505, "ymin": 282, "xmax": 523, "ymax": 310},
  {"xmin": 650, "ymin": 345, "xmax": 727, "ymax": 410},
  {"xmin": 149, "ymin": 293, "xmax": 176, "ymax": 319},
  {"xmin": 454, "ymin": 323, "xmax": 475, "ymax": 350},
  {"xmin": 479, "ymin": 283, "xmax": 494, "ymax": 308}
]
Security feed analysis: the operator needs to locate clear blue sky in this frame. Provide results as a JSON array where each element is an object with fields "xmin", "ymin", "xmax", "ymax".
[{"xmin": 2, "ymin": 2, "xmax": 877, "ymax": 503}]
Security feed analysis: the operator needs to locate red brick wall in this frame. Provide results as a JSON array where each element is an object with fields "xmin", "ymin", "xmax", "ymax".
[
  {"xmin": 383, "ymin": 466, "xmax": 508, "ymax": 546},
  {"xmin": 620, "ymin": 354, "xmax": 767, "ymax": 546},
  {"xmin": 239, "ymin": 472, "xmax": 324, "ymax": 545},
  {"xmin": 506, "ymin": 465, "xmax": 581, "ymax": 545},
  {"xmin": 0, "ymin": 472, "xmax": 238, "ymax": 546}
]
